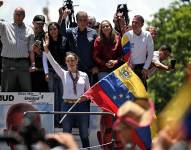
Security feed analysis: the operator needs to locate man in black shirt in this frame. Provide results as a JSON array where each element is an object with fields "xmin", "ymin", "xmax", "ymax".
[{"xmin": 31, "ymin": 15, "xmax": 48, "ymax": 92}]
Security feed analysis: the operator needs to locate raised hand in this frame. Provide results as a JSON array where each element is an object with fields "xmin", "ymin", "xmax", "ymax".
[{"xmin": 43, "ymin": 33, "xmax": 49, "ymax": 53}]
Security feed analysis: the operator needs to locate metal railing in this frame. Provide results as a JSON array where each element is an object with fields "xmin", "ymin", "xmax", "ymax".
[{"xmin": 24, "ymin": 111, "xmax": 116, "ymax": 150}]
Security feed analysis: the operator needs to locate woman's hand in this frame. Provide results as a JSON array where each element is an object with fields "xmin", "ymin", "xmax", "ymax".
[
  {"xmin": 45, "ymin": 74, "xmax": 49, "ymax": 81},
  {"xmin": 43, "ymin": 33, "xmax": 49, "ymax": 53},
  {"xmin": 105, "ymin": 60, "xmax": 118, "ymax": 68}
]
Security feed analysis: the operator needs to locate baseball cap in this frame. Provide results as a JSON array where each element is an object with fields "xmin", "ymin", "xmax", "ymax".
[{"xmin": 33, "ymin": 15, "xmax": 45, "ymax": 24}]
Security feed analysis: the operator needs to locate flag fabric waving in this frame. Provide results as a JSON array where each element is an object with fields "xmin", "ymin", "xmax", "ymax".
[
  {"xmin": 122, "ymin": 34, "xmax": 131, "ymax": 62},
  {"xmin": 84, "ymin": 63, "xmax": 147, "ymax": 114},
  {"xmin": 83, "ymin": 63, "xmax": 152, "ymax": 150}
]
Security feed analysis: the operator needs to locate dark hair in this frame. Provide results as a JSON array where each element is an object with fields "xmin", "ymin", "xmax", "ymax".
[
  {"xmin": 99, "ymin": 20, "xmax": 116, "ymax": 44},
  {"xmin": 159, "ymin": 45, "xmax": 172, "ymax": 53},
  {"xmin": 76, "ymin": 11, "xmax": 88, "ymax": 21},
  {"xmin": 47, "ymin": 22, "xmax": 62, "ymax": 46},
  {"xmin": 65, "ymin": 51, "xmax": 79, "ymax": 61},
  {"xmin": 48, "ymin": 22, "xmax": 60, "ymax": 34},
  {"xmin": 134, "ymin": 15, "xmax": 144, "ymax": 24}
]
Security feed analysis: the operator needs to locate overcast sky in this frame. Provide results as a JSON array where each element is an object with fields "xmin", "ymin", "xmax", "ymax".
[{"xmin": 0, "ymin": 0, "xmax": 175, "ymax": 26}]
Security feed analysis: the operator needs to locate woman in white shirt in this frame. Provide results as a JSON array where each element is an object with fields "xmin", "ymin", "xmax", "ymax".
[{"xmin": 43, "ymin": 34, "xmax": 91, "ymax": 148}]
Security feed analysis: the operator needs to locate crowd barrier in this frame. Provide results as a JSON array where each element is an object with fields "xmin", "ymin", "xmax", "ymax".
[{"xmin": 25, "ymin": 111, "xmax": 116, "ymax": 150}]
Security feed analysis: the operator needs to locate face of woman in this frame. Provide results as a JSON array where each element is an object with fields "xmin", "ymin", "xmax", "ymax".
[
  {"xmin": 101, "ymin": 21, "xmax": 112, "ymax": 37},
  {"xmin": 49, "ymin": 25, "xmax": 59, "ymax": 39},
  {"xmin": 65, "ymin": 55, "xmax": 78, "ymax": 72}
]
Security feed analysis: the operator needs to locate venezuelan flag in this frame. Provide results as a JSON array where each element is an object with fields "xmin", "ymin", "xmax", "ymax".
[
  {"xmin": 84, "ymin": 63, "xmax": 147, "ymax": 114},
  {"xmin": 84, "ymin": 63, "xmax": 151, "ymax": 150},
  {"xmin": 122, "ymin": 34, "xmax": 131, "ymax": 62},
  {"xmin": 159, "ymin": 82, "xmax": 191, "ymax": 129}
]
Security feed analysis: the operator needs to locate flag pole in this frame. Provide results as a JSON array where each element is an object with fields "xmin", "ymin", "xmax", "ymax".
[{"xmin": 59, "ymin": 98, "xmax": 81, "ymax": 124}]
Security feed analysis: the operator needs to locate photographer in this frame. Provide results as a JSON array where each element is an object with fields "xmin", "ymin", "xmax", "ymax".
[
  {"xmin": 113, "ymin": 4, "xmax": 131, "ymax": 37},
  {"xmin": 147, "ymin": 45, "xmax": 175, "ymax": 78},
  {"xmin": 58, "ymin": 0, "xmax": 77, "ymax": 29}
]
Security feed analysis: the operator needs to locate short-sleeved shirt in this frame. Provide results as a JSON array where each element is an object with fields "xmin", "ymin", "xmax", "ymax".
[
  {"xmin": 0, "ymin": 21, "xmax": 34, "ymax": 58},
  {"xmin": 147, "ymin": 51, "xmax": 160, "ymax": 77}
]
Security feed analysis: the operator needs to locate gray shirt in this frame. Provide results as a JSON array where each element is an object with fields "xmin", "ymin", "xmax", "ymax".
[{"xmin": 0, "ymin": 21, "xmax": 34, "ymax": 58}]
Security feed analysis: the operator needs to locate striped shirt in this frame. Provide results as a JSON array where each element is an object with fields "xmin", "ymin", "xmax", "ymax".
[{"xmin": 0, "ymin": 21, "xmax": 34, "ymax": 58}]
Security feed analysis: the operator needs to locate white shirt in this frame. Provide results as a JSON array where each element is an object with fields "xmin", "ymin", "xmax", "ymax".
[
  {"xmin": 147, "ymin": 51, "xmax": 160, "ymax": 77},
  {"xmin": 44, "ymin": 51, "xmax": 90, "ymax": 99},
  {"xmin": 123, "ymin": 30, "xmax": 154, "ymax": 69}
]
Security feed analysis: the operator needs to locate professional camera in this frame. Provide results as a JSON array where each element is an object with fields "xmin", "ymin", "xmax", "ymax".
[
  {"xmin": 62, "ymin": 0, "xmax": 77, "ymax": 28},
  {"xmin": 63, "ymin": 0, "xmax": 74, "ymax": 14},
  {"xmin": 116, "ymin": 4, "xmax": 130, "ymax": 24}
]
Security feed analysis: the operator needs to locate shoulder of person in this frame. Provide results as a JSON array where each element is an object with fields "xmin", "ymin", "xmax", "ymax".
[
  {"xmin": 66, "ymin": 27, "xmax": 77, "ymax": 33},
  {"xmin": 87, "ymin": 27, "xmax": 97, "ymax": 37},
  {"xmin": 79, "ymin": 71, "xmax": 88, "ymax": 77},
  {"xmin": 123, "ymin": 30, "xmax": 133, "ymax": 37},
  {"xmin": 87, "ymin": 27, "xmax": 96, "ymax": 32},
  {"xmin": 142, "ymin": 30, "xmax": 152, "ymax": 37},
  {"xmin": 25, "ymin": 24, "xmax": 34, "ymax": 32}
]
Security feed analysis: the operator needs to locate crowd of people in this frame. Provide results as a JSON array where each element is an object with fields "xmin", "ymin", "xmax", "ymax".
[{"xmin": 0, "ymin": 1, "xmax": 187, "ymax": 150}]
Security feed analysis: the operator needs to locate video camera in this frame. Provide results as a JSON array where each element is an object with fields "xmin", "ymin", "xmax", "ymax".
[
  {"xmin": 63, "ymin": 0, "xmax": 74, "ymax": 14},
  {"xmin": 62, "ymin": 0, "xmax": 77, "ymax": 28},
  {"xmin": 116, "ymin": 4, "xmax": 130, "ymax": 24}
]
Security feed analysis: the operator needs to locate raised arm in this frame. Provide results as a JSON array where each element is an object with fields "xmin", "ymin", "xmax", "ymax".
[{"xmin": 43, "ymin": 34, "xmax": 65, "ymax": 79}]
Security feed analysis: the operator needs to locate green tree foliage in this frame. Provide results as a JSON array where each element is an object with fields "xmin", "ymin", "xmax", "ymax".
[{"xmin": 147, "ymin": 1, "xmax": 191, "ymax": 113}]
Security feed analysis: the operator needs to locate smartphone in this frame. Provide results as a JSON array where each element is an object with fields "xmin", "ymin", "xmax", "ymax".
[
  {"xmin": 35, "ymin": 40, "xmax": 42, "ymax": 47},
  {"xmin": 170, "ymin": 59, "xmax": 176, "ymax": 69}
]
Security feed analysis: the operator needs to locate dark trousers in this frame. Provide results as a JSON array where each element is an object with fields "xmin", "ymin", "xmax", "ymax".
[
  {"xmin": 133, "ymin": 64, "xmax": 147, "ymax": 90},
  {"xmin": 61, "ymin": 101, "xmax": 90, "ymax": 148},
  {"xmin": 31, "ymin": 71, "xmax": 48, "ymax": 92},
  {"xmin": 1, "ymin": 57, "xmax": 32, "ymax": 92}
]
